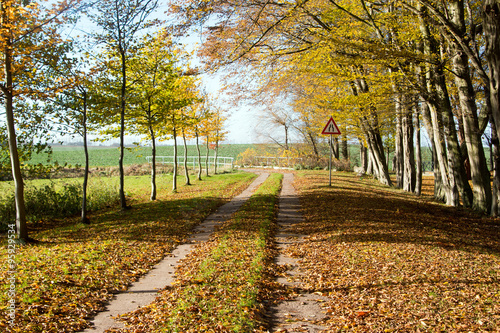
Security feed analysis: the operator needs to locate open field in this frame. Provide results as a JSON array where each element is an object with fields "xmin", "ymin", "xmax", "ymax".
[
  {"xmin": 27, "ymin": 144, "xmax": 258, "ymax": 167},
  {"xmin": 26, "ymin": 143, "xmax": 461, "ymax": 174}
]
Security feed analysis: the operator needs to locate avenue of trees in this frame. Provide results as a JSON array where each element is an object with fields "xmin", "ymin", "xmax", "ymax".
[
  {"xmin": 170, "ymin": 0, "xmax": 500, "ymax": 215},
  {"xmin": 1, "ymin": 0, "xmax": 226, "ymax": 242},
  {"xmin": 2, "ymin": 0, "xmax": 500, "ymax": 241}
]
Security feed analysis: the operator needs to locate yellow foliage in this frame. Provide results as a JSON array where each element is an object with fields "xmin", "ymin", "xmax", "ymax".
[{"xmin": 235, "ymin": 148, "xmax": 257, "ymax": 166}]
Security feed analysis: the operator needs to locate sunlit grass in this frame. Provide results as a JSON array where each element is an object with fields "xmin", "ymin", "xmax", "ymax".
[
  {"xmin": 119, "ymin": 173, "xmax": 283, "ymax": 332},
  {"xmin": 0, "ymin": 171, "xmax": 256, "ymax": 332}
]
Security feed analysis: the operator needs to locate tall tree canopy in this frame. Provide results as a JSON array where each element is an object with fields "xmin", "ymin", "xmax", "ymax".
[{"xmin": 168, "ymin": 0, "xmax": 499, "ymax": 214}]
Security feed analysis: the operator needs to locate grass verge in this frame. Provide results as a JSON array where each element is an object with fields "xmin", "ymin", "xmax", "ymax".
[
  {"xmin": 119, "ymin": 172, "xmax": 283, "ymax": 332},
  {"xmin": 288, "ymin": 170, "xmax": 500, "ymax": 332},
  {"xmin": 0, "ymin": 172, "xmax": 256, "ymax": 332}
]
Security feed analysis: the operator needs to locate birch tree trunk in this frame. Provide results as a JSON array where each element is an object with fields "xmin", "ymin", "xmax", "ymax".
[
  {"xmin": 196, "ymin": 131, "xmax": 202, "ymax": 181},
  {"xmin": 2, "ymin": 21, "xmax": 28, "ymax": 240},
  {"xmin": 182, "ymin": 130, "xmax": 190, "ymax": 185}
]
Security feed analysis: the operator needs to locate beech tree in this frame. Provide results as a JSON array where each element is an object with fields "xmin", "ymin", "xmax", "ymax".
[
  {"xmin": 169, "ymin": 0, "xmax": 498, "ymax": 214},
  {"xmin": 1, "ymin": 0, "xmax": 81, "ymax": 242},
  {"xmin": 88, "ymin": 0, "xmax": 159, "ymax": 210},
  {"xmin": 127, "ymin": 31, "xmax": 182, "ymax": 200}
]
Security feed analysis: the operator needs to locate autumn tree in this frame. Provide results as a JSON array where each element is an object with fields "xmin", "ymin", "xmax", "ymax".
[
  {"xmin": 127, "ymin": 31, "xmax": 183, "ymax": 200},
  {"xmin": 88, "ymin": 0, "xmax": 159, "ymax": 209},
  {"xmin": 1, "ymin": 0, "xmax": 81, "ymax": 241},
  {"xmin": 47, "ymin": 53, "xmax": 99, "ymax": 224},
  {"xmin": 170, "ymin": 0, "xmax": 498, "ymax": 214}
]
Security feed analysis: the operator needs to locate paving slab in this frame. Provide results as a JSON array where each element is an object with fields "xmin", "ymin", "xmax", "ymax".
[
  {"xmin": 81, "ymin": 172, "xmax": 269, "ymax": 333},
  {"xmin": 268, "ymin": 172, "xmax": 329, "ymax": 333}
]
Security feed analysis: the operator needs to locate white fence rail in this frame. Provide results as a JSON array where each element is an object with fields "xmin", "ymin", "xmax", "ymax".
[{"xmin": 146, "ymin": 156, "xmax": 234, "ymax": 170}]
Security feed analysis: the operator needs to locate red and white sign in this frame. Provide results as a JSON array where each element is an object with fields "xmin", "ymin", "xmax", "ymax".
[{"xmin": 321, "ymin": 116, "xmax": 341, "ymax": 135}]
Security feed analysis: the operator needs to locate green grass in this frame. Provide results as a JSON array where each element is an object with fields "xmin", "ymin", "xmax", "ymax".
[
  {"xmin": 27, "ymin": 144, "xmax": 258, "ymax": 167},
  {"xmin": 119, "ymin": 172, "xmax": 283, "ymax": 332},
  {"xmin": 0, "ymin": 171, "xmax": 257, "ymax": 332}
]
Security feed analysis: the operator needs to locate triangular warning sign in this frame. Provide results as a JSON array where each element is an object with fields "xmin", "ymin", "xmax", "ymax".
[{"xmin": 321, "ymin": 117, "xmax": 341, "ymax": 135}]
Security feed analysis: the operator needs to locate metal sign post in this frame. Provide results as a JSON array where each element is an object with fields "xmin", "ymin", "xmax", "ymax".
[
  {"xmin": 321, "ymin": 116, "xmax": 341, "ymax": 187},
  {"xmin": 329, "ymin": 134, "xmax": 333, "ymax": 186}
]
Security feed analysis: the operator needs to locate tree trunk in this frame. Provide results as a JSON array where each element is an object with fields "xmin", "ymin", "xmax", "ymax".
[
  {"xmin": 484, "ymin": 0, "xmax": 500, "ymax": 216},
  {"xmin": 205, "ymin": 137, "xmax": 210, "ymax": 177},
  {"xmin": 366, "ymin": 150, "xmax": 373, "ymax": 175},
  {"xmin": 331, "ymin": 137, "xmax": 339, "ymax": 159},
  {"xmin": 81, "ymin": 91, "xmax": 90, "ymax": 223},
  {"xmin": 414, "ymin": 104, "xmax": 422, "ymax": 196},
  {"xmin": 341, "ymin": 134, "xmax": 348, "ymax": 160},
  {"xmin": 196, "ymin": 131, "xmax": 202, "ymax": 181},
  {"xmin": 361, "ymin": 116, "xmax": 392, "ymax": 186},
  {"xmin": 308, "ymin": 132, "xmax": 319, "ymax": 157},
  {"xmin": 149, "ymin": 123, "xmax": 157, "ymax": 201},
  {"xmin": 394, "ymin": 95, "xmax": 404, "ymax": 188},
  {"xmin": 172, "ymin": 126, "xmax": 177, "ymax": 192},
  {"xmin": 484, "ymin": 1, "xmax": 500, "ymax": 138},
  {"xmin": 2, "ymin": 22, "xmax": 28, "ymax": 241},
  {"xmin": 214, "ymin": 142, "xmax": 219, "ymax": 175},
  {"xmin": 417, "ymin": 4, "xmax": 463, "ymax": 207},
  {"xmin": 359, "ymin": 137, "xmax": 367, "ymax": 171},
  {"xmin": 119, "ymin": 50, "xmax": 127, "ymax": 210},
  {"xmin": 450, "ymin": 0, "xmax": 491, "ymax": 213},
  {"xmin": 402, "ymin": 104, "xmax": 416, "ymax": 193},
  {"xmin": 182, "ymin": 130, "xmax": 190, "ymax": 185},
  {"xmin": 491, "ymin": 116, "xmax": 499, "ymax": 216},
  {"xmin": 442, "ymin": 87, "xmax": 473, "ymax": 208}
]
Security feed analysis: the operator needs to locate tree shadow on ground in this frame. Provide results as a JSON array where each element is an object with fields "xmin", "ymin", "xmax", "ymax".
[{"xmin": 298, "ymin": 174, "xmax": 500, "ymax": 256}]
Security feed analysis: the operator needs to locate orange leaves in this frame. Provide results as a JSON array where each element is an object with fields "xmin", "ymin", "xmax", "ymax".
[{"xmin": 289, "ymin": 170, "xmax": 500, "ymax": 331}]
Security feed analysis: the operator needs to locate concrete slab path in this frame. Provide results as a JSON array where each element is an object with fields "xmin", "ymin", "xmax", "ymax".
[
  {"xmin": 269, "ymin": 172, "xmax": 328, "ymax": 332},
  {"xmin": 81, "ymin": 172, "xmax": 269, "ymax": 333}
]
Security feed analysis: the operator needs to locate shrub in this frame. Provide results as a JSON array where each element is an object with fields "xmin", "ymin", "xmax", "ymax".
[
  {"xmin": 0, "ymin": 195, "xmax": 15, "ymax": 232},
  {"xmin": 25, "ymin": 183, "xmax": 82, "ymax": 221},
  {"xmin": 0, "ymin": 177, "xmax": 120, "ymax": 231},
  {"xmin": 235, "ymin": 148, "xmax": 258, "ymax": 167}
]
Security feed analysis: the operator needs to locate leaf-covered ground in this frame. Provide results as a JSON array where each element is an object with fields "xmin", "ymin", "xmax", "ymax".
[
  {"xmin": 0, "ymin": 172, "xmax": 256, "ymax": 332},
  {"xmin": 116, "ymin": 173, "xmax": 283, "ymax": 332},
  {"xmin": 3, "ymin": 170, "xmax": 500, "ymax": 332},
  {"xmin": 288, "ymin": 171, "xmax": 500, "ymax": 332}
]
